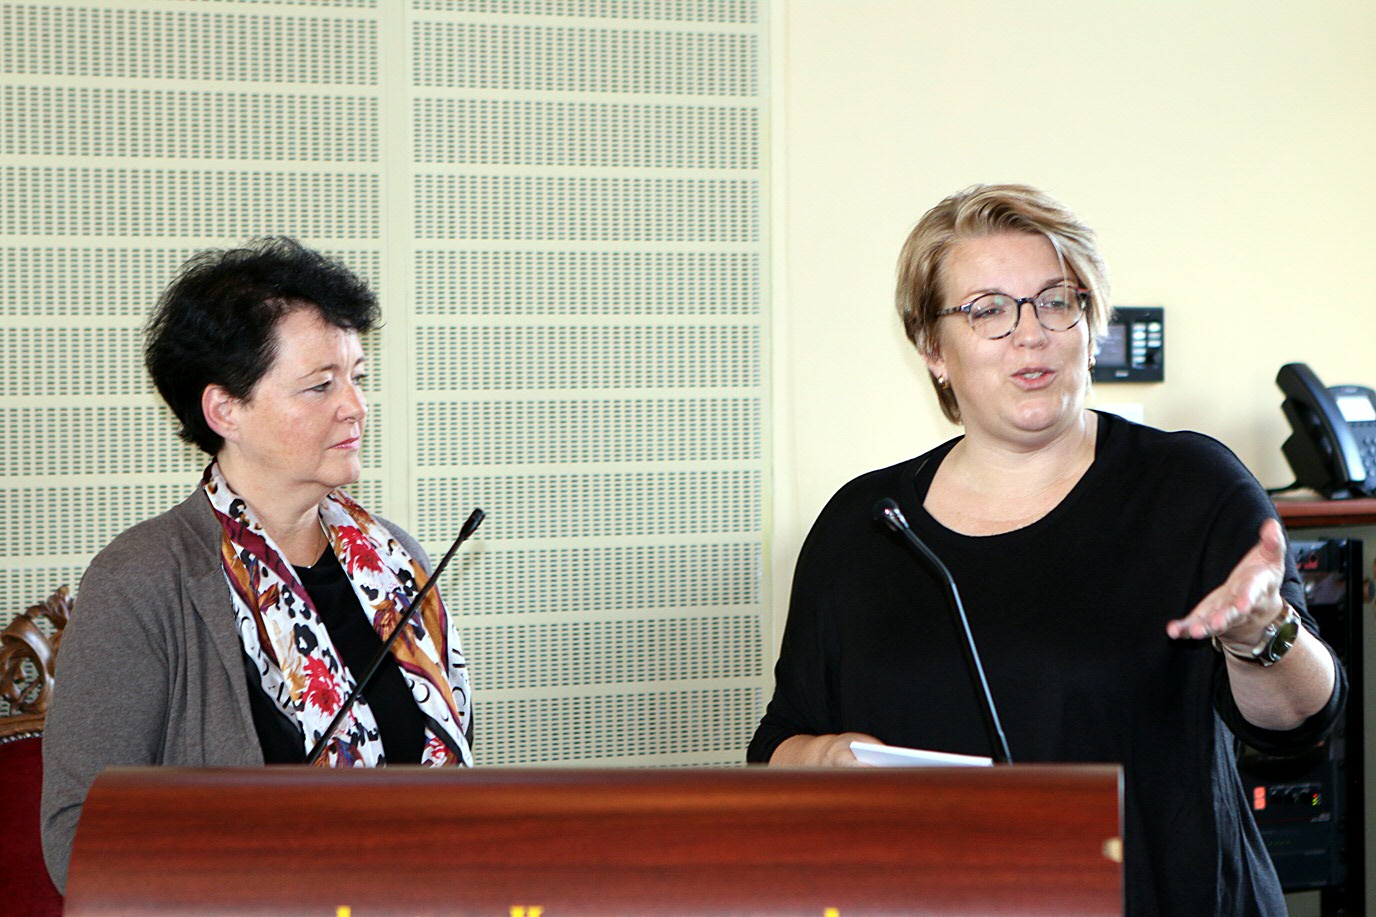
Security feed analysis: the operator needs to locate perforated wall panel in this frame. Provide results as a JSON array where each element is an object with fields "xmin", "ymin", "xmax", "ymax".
[
  {"xmin": 3, "ymin": 87, "xmax": 379, "ymax": 161},
  {"xmin": 413, "ymin": 1, "xmax": 755, "ymax": 22},
  {"xmin": 416, "ymin": 398, "xmax": 761, "ymax": 466},
  {"xmin": 5, "ymin": 167, "xmax": 381, "ymax": 238},
  {"xmin": 413, "ymin": 251, "xmax": 760, "ymax": 316},
  {"xmin": 477, "ymin": 686, "xmax": 763, "ymax": 766},
  {"xmin": 1, "ymin": 0, "xmax": 767, "ymax": 765},
  {"xmin": 447, "ymin": 543, "xmax": 761, "ymax": 617},
  {"xmin": 412, "ymin": 21, "xmax": 757, "ymax": 95},
  {"xmin": 415, "ymin": 175, "xmax": 758, "ymax": 242},
  {"xmin": 0, "ymin": 246, "xmax": 380, "ymax": 317},
  {"xmin": 464, "ymin": 614, "xmax": 763, "ymax": 691},
  {"xmin": 414, "ymin": 99, "xmax": 758, "ymax": 169},
  {"xmin": 0, "ymin": 6, "xmax": 378, "ymax": 84},
  {"xmin": 414, "ymin": 325, "xmax": 760, "ymax": 391}
]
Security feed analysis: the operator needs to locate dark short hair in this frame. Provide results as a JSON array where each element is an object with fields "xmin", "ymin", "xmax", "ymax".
[{"xmin": 144, "ymin": 237, "xmax": 380, "ymax": 455}]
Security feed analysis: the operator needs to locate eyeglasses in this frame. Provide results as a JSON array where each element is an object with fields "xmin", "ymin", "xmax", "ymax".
[{"xmin": 936, "ymin": 283, "xmax": 1089, "ymax": 340}]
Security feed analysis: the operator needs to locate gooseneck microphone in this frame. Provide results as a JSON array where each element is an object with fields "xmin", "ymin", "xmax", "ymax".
[
  {"xmin": 873, "ymin": 497, "xmax": 1013, "ymax": 764},
  {"xmin": 305, "ymin": 508, "xmax": 486, "ymax": 766}
]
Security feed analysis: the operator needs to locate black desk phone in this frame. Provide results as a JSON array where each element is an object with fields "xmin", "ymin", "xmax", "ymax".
[{"xmin": 1277, "ymin": 362, "xmax": 1376, "ymax": 499}]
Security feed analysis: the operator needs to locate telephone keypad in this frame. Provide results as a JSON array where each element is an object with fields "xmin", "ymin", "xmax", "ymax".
[{"xmin": 1358, "ymin": 424, "xmax": 1376, "ymax": 480}]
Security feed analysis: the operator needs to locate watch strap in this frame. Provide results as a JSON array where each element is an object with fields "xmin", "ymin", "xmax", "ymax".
[{"xmin": 1213, "ymin": 604, "xmax": 1301, "ymax": 667}]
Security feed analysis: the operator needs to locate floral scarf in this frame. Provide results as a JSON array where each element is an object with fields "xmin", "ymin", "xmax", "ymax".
[{"xmin": 204, "ymin": 463, "xmax": 472, "ymax": 767}]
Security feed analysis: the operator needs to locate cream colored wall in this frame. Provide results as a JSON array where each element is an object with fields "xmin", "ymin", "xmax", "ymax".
[{"xmin": 769, "ymin": 0, "xmax": 1376, "ymax": 618}]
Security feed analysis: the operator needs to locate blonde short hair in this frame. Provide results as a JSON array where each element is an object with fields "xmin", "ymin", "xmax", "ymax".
[{"xmin": 895, "ymin": 184, "xmax": 1111, "ymax": 423}]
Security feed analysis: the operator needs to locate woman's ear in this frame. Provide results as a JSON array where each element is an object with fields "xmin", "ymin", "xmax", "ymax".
[
  {"xmin": 201, "ymin": 384, "xmax": 239, "ymax": 442},
  {"xmin": 922, "ymin": 344, "xmax": 946, "ymax": 387}
]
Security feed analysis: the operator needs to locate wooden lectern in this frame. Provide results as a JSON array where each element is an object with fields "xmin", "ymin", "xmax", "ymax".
[{"xmin": 66, "ymin": 764, "xmax": 1122, "ymax": 916}]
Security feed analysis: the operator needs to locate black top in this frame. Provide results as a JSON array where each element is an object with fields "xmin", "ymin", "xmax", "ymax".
[
  {"xmin": 243, "ymin": 548, "xmax": 426, "ymax": 764},
  {"xmin": 749, "ymin": 412, "xmax": 1346, "ymax": 917}
]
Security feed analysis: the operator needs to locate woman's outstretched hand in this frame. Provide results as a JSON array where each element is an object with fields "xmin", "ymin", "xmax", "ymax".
[{"xmin": 1166, "ymin": 518, "xmax": 1287, "ymax": 648}]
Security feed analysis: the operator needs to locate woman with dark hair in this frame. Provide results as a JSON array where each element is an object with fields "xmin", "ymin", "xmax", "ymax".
[
  {"xmin": 41, "ymin": 238, "xmax": 473, "ymax": 892},
  {"xmin": 749, "ymin": 185, "xmax": 1343, "ymax": 915}
]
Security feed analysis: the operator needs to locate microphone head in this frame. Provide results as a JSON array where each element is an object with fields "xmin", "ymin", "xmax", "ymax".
[
  {"xmin": 872, "ymin": 497, "xmax": 908, "ymax": 532},
  {"xmin": 460, "ymin": 508, "xmax": 486, "ymax": 541}
]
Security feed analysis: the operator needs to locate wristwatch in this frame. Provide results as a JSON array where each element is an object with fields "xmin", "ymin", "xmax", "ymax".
[{"xmin": 1213, "ymin": 604, "xmax": 1301, "ymax": 667}]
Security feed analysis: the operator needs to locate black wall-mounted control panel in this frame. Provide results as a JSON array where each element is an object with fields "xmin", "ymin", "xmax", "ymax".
[{"xmin": 1092, "ymin": 306, "xmax": 1163, "ymax": 383}]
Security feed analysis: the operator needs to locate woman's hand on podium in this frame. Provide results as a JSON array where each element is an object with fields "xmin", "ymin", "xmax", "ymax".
[{"xmin": 768, "ymin": 732, "xmax": 881, "ymax": 767}]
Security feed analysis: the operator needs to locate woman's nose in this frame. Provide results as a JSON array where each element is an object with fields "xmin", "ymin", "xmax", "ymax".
[
  {"xmin": 340, "ymin": 381, "xmax": 367, "ymax": 421},
  {"xmin": 1011, "ymin": 300, "xmax": 1050, "ymax": 345}
]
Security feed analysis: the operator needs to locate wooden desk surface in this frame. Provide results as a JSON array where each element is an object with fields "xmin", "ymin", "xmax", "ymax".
[{"xmin": 1273, "ymin": 495, "xmax": 1376, "ymax": 528}]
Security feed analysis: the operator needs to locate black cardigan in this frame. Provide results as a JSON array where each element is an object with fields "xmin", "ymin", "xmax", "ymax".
[{"xmin": 751, "ymin": 411, "xmax": 1345, "ymax": 917}]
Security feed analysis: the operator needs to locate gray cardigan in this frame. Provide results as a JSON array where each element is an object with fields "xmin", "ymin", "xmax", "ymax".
[{"xmin": 40, "ymin": 489, "xmax": 431, "ymax": 892}]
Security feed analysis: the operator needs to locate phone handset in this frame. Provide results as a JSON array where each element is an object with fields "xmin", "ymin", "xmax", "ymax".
[{"xmin": 1276, "ymin": 362, "xmax": 1373, "ymax": 498}]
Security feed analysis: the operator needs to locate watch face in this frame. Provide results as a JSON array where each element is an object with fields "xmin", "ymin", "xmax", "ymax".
[{"xmin": 1266, "ymin": 613, "xmax": 1301, "ymax": 662}]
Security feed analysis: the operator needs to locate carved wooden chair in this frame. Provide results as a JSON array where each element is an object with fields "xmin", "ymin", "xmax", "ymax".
[{"xmin": 0, "ymin": 585, "xmax": 71, "ymax": 915}]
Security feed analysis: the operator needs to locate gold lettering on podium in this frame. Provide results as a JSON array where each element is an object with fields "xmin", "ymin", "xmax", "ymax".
[
  {"xmin": 336, "ymin": 908, "xmax": 351, "ymax": 917},
  {"xmin": 509, "ymin": 907, "xmax": 544, "ymax": 916}
]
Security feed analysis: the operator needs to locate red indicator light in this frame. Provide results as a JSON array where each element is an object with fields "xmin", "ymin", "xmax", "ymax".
[{"xmin": 1253, "ymin": 787, "xmax": 1267, "ymax": 811}]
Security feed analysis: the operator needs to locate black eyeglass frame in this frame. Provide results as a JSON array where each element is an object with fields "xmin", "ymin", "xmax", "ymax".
[{"xmin": 935, "ymin": 284, "xmax": 1091, "ymax": 340}]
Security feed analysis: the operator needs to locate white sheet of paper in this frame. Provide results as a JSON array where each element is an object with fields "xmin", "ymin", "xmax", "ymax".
[{"xmin": 849, "ymin": 740, "xmax": 993, "ymax": 768}]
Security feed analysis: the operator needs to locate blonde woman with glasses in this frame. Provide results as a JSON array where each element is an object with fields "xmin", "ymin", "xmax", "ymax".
[{"xmin": 750, "ymin": 184, "xmax": 1343, "ymax": 916}]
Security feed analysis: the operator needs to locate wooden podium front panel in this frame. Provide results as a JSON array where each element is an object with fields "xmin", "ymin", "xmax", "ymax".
[{"xmin": 67, "ymin": 765, "xmax": 1122, "ymax": 916}]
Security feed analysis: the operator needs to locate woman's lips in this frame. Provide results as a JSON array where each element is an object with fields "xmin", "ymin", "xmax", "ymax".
[{"xmin": 1012, "ymin": 367, "xmax": 1055, "ymax": 389}]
